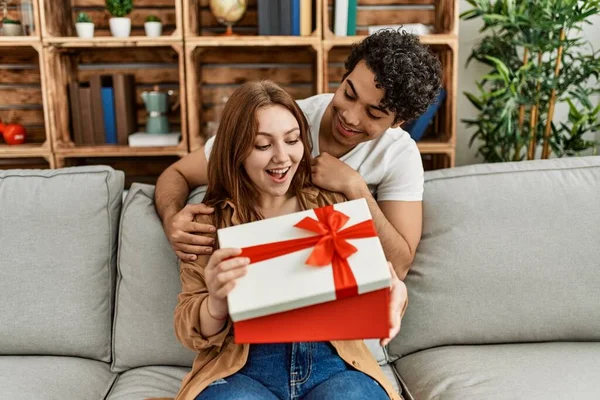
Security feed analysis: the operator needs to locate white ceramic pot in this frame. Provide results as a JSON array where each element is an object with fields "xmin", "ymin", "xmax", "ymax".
[
  {"xmin": 75, "ymin": 22, "xmax": 95, "ymax": 38},
  {"xmin": 144, "ymin": 21, "xmax": 162, "ymax": 37},
  {"xmin": 109, "ymin": 17, "xmax": 131, "ymax": 38},
  {"xmin": 3, "ymin": 23, "xmax": 23, "ymax": 36}
]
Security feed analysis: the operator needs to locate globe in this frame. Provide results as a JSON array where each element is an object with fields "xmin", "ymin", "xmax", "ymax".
[{"xmin": 209, "ymin": 0, "xmax": 247, "ymax": 36}]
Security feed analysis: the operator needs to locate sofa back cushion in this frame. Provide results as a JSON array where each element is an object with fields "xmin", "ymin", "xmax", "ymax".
[
  {"xmin": 111, "ymin": 184, "xmax": 207, "ymax": 371},
  {"xmin": 0, "ymin": 166, "xmax": 123, "ymax": 361},
  {"xmin": 388, "ymin": 156, "xmax": 600, "ymax": 360}
]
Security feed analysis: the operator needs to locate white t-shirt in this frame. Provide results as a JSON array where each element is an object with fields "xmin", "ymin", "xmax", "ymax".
[{"xmin": 204, "ymin": 93, "xmax": 424, "ymax": 201}]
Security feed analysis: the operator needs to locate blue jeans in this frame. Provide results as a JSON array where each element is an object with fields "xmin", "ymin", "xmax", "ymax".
[{"xmin": 195, "ymin": 342, "xmax": 388, "ymax": 400}]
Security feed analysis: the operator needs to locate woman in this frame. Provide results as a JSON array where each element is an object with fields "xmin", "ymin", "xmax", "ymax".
[{"xmin": 173, "ymin": 81, "xmax": 408, "ymax": 400}]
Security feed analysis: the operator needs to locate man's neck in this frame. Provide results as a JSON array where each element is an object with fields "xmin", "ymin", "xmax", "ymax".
[{"xmin": 319, "ymin": 104, "xmax": 355, "ymax": 159}]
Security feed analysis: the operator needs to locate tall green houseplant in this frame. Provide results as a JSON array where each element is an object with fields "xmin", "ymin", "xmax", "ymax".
[{"xmin": 461, "ymin": 0, "xmax": 600, "ymax": 162}]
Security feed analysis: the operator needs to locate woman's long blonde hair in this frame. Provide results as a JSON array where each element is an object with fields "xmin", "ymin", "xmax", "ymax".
[{"xmin": 202, "ymin": 80, "xmax": 313, "ymax": 227}]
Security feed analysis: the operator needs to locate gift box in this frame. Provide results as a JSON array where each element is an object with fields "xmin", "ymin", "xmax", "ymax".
[{"xmin": 218, "ymin": 198, "xmax": 391, "ymax": 343}]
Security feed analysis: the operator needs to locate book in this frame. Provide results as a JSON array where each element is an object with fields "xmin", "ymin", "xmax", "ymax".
[
  {"xmin": 291, "ymin": 0, "xmax": 301, "ymax": 36},
  {"xmin": 347, "ymin": 0, "xmax": 357, "ymax": 36},
  {"xmin": 78, "ymin": 86, "xmax": 96, "ymax": 146},
  {"xmin": 128, "ymin": 132, "xmax": 181, "ymax": 147},
  {"xmin": 257, "ymin": 0, "xmax": 272, "ymax": 35},
  {"xmin": 403, "ymin": 88, "xmax": 446, "ymax": 141},
  {"xmin": 112, "ymin": 74, "xmax": 137, "ymax": 145},
  {"xmin": 300, "ymin": 0, "xmax": 312, "ymax": 36},
  {"xmin": 280, "ymin": 0, "xmax": 292, "ymax": 36},
  {"xmin": 89, "ymin": 75, "xmax": 106, "ymax": 145},
  {"xmin": 68, "ymin": 82, "xmax": 84, "ymax": 145},
  {"xmin": 334, "ymin": 0, "xmax": 349, "ymax": 37},
  {"xmin": 101, "ymin": 87, "xmax": 117, "ymax": 144}
]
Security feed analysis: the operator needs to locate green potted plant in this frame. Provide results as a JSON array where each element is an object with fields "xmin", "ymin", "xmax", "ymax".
[
  {"xmin": 75, "ymin": 12, "xmax": 94, "ymax": 38},
  {"xmin": 106, "ymin": 0, "xmax": 133, "ymax": 38},
  {"xmin": 2, "ymin": 17, "xmax": 22, "ymax": 36},
  {"xmin": 144, "ymin": 15, "xmax": 162, "ymax": 37},
  {"xmin": 461, "ymin": 0, "xmax": 600, "ymax": 162}
]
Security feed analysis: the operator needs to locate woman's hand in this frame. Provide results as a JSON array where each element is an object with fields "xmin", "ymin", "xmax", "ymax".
[
  {"xmin": 381, "ymin": 262, "xmax": 408, "ymax": 346},
  {"xmin": 204, "ymin": 248, "xmax": 250, "ymax": 319}
]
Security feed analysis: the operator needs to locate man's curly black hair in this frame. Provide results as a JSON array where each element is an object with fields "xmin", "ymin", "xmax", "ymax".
[{"xmin": 343, "ymin": 29, "xmax": 442, "ymax": 124}]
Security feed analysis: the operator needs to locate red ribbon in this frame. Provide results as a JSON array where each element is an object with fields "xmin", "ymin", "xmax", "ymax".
[{"xmin": 239, "ymin": 205, "xmax": 377, "ymax": 299}]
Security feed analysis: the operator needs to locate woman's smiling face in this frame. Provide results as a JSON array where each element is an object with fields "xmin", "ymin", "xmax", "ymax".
[{"xmin": 243, "ymin": 104, "xmax": 305, "ymax": 199}]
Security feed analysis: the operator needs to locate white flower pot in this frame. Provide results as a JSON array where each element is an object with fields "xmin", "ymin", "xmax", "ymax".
[
  {"xmin": 75, "ymin": 22, "xmax": 95, "ymax": 38},
  {"xmin": 109, "ymin": 17, "xmax": 131, "ymax": 38},
  {"xmin": 144, "ymin": 21, "xmax": 162, "ymax": 37},
  {"xmin": 3, "ymin": 24, "xmax": 23, "ymax": 36}
]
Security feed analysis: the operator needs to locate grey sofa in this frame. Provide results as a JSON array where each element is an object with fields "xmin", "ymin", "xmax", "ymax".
[{"xmin": 1, "ymin": 156, "xmax": 599, "ymax": 400}]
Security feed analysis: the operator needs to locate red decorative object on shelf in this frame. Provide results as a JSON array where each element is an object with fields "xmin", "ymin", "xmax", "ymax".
[{"xmin": 0, "ymin": 116, "xmax": 27, "ymax": 145}]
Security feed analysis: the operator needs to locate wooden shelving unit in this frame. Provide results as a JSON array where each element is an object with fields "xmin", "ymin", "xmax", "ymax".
[{"xmin": 1, "ymin": 0, "xmax": 458, "ymax": 182}]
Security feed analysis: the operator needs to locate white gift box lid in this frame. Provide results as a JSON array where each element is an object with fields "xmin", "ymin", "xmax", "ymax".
[{"xmin": 218, "ymin": 198, "xmax": 391, "ymax": 322}]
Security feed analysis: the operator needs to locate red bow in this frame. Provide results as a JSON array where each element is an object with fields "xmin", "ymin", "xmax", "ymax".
[{"xmin": 240, "ymin": 205, "xmax": 377, "ymax": 299}]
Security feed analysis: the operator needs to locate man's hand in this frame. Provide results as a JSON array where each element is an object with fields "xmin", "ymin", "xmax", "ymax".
[
  {"xmin": 381, "ymin": 262, "xmax": 408, "ymax": 346},
  {"xmin": 311, "ymin": 152, "xmax": 366, "ymax": 196},
  {"xmin": 164, "ymin": 203, "xmax": 216, "ymax": 262}
]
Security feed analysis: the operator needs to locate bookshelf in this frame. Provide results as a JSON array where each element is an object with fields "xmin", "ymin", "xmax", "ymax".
[{"xmin": 0, "ymin": 0, "xmax": 458, "ymax": 181}]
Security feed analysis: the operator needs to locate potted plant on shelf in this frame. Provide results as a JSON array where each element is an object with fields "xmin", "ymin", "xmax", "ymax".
[
  {"xmin": 2, "ymin": 17, "xmax": 23, "ymax": 36},
  {"xmin": 75, "ymin": 12, "xmax": 94, "ymax": 38},
  {"xmin": 144, "ymin": 15, "xmax": 162, "ymax": 37},
  {"xmin": 106, "ymin": 0, "xmax": 133, "ymax": 38}
]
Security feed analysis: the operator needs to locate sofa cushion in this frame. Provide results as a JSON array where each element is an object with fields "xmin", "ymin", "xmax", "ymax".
[
  {"xmin": 388, "ymin": 157, "xmax": 600, "ymax": 360},
  {"xmin": 112, "ymin": 184, "xmax": 207, "ymax": 371},
  {"xmin": 0, "ymin": 356, "xmax": 117, "ymax": 400},
  {"xmin": 395, "ymin": 342, "xmax": 600, "ymax": 400},
  {"xmin": 0, "ymin": 166, "xmax": 123, "ymax": 361},
  {"xmin": 106, "ymin": 366, "xmax": 190, "ymax": 400}
]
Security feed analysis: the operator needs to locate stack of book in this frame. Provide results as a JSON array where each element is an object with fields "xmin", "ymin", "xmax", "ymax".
[
  {"xmin": 69, "ymin": 74, "xmax": 137, "ymax": 146},
  {"xmin": 333, "ymin": 0, "xmax": 357, "ymax": 36},
  {"xmin": 257, "ymin": 0, "xmax": 313, "ymax": 36}
]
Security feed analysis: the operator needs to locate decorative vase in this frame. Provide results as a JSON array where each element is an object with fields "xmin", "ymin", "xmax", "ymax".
[
  {"xmin": 109, "ymin": 17, "xmax": 131, "ymax": 37},
  {"xmin": 75, "ymin": 22, "xmax": 95, "ymax": 38},
  {"xmin": 144, "ymin": 21, "xmax": 162, "ymax": 37}
]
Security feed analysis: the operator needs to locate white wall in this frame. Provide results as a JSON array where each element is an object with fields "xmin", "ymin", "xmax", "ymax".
[{"xmin": 456, "ymin": 1, "xmax": 600, "ymax": 166}]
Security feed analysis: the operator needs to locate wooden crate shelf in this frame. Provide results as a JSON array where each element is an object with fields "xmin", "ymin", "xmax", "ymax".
[
  {"xmin": 0, "ymin": 44, "xmax": 51, "ymax": 150},
  {"xmin": 323, "ymin": 0, "xmax": 457, "ymax": 39},
  {"xmin": 184, "ymin": 0, "xmax": 323, "ymax": 39},
  {"xmin": 54, "ymin": 145, "xmax": 188, "ymax": 158},
  {"xmin": 0, "ymin": 0, "xmax": 42, "ymax": 38},
  {"xmin": 44, "ymin": 43, "xmax": 188, "ymax": 153},
  {"xmin": 185, "ymin": 43, "xmax": 322, "ymax": 151},
  {"xmin": 185, "ymin": 36, "xmax": 321, "ymax": 47},
  {"xmin": 0, "ymin": 155, "xmax": 53, "ymax": 169},
  {"xmin": 1, "ymin": 0, "xmax": 458, "ymax": 175},
  {"xmin": 40, "ymin": 0, "xmax": 183, "ymax": 39},
  {"xmin": 42, "ymin": 36, "xmax": 183, "ymax": 48}
]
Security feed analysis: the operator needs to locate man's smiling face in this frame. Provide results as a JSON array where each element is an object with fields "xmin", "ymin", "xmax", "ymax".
[{"xmin": 330, "ymin": 60, "xmax": 403, "ymax": 148}]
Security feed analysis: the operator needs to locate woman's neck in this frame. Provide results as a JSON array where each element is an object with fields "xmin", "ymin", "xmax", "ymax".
[{"xmin": 256, "ymin": 193, "xmax": 300, "ymax": 219}]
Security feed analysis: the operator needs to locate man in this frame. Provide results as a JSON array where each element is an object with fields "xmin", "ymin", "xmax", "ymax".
[{"xmin": 155, "ymin": 29, "xmax": 442, "ymax": 280}]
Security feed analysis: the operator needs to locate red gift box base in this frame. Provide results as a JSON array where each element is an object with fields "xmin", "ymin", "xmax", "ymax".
[{"xmin": 233, "ymin": 288, "xmax": 390, "ymax": 343}]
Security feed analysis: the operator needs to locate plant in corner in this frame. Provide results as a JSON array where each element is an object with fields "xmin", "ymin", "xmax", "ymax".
[
  {"xmin": 75, "ymin": 12, "xmax": 94, "ymax": 39},
  {"xmin": 106, "ymin": 0, "xmax": 133, "ymax": 38},
  {"xmin": 2, "ymin": 17, "xmax": 23, "ymax": 36},
  {"xmin": 461, "ymin": 0, "xmax": 600, "ymax": 162},
  {"xmin": 144, "ymin": 15, "xmax": 162, "ymax": 38}
]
